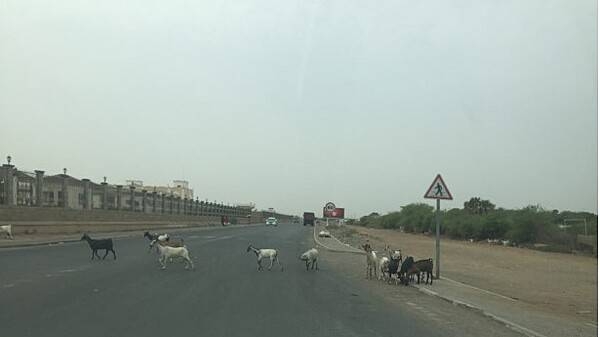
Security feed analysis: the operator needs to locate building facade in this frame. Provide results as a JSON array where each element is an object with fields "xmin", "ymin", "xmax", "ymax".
[{"xmin": 0, "ymin": 161, "xmax": 246, "ymax": 218}]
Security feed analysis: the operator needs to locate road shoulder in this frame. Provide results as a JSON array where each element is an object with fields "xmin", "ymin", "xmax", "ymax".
[{"xmin": 316, "ymin": 223, "xmax": 597, "ymax": 337}]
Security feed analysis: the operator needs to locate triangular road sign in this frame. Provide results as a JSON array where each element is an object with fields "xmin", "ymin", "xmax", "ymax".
[{"xmin": 424, "ymin": 174, "xmax": 453, "ymax": 200}]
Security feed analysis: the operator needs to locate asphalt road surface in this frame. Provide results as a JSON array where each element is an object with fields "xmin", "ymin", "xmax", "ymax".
[{"xmin": 0, "ymin": 223, "xmax": 519, "ymax": 337}]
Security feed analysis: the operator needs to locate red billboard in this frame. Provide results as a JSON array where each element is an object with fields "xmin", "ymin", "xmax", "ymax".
[{"xmin": 323, "ymin": 207, "xmax": 345, "ymax": 218}]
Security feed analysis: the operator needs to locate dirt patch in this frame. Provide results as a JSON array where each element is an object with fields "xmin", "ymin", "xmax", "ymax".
[{"xmin": 328, "ymin": 225, "xmax": 598, "ymax": 322}]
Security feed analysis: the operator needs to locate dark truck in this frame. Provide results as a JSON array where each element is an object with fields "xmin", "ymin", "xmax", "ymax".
[{"xmin": 303, "ymin": 212, "xmax": 315, "ymax": 226}]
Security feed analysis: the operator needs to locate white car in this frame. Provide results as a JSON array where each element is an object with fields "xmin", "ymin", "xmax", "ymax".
[
  {"xmin": 266, "ymin": 217, "xmax": 278, "ymax": 226},
  {"xmin": 318, "ymin": 230, "xmax": 331, "ymax": 238}
]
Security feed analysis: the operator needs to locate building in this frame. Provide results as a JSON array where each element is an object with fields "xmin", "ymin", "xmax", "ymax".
[
  {"xmin": 235, "ymin": 202, "xmax": 256, "ymax": 211},
  {"xmin": 142, "ymin": 180, "xmax": 194, "ymax": 199},
  {"xmin": 0, "ymin": 159, "xmax": 250, "ymax": 218}
]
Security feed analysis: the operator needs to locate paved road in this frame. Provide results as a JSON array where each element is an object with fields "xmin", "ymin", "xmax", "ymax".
[{"xmin": 0, "ymin": 223, "xmax": 517, "ymax": 337}]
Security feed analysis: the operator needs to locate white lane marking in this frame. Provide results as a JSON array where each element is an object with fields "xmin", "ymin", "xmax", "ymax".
[
  {"xmin": 202, "ymin": 236, "xmax": 233, "ymax": 243},
  {"xmin": 585, "ymin": 322, "xmax": 597, "ymax": 328},
  {"xmin": 406, "ymin": 302, "xmax": 417, "ymax": 306},
  {"xmin": 1, "ymin": 278, "xmax": 33, "ymax": 289},
  {"xmin": 57, "ymin": 265, "xmax": 90, "ymax": 274},
  {"xmin": 440, "ymin": 276, "xmax": 517, "ymax": 302}
]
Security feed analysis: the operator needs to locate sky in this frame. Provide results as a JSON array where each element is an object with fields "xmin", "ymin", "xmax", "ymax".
[{"xmin": 0, "ymin": 0, "xmax": 597, "ymax": 217}]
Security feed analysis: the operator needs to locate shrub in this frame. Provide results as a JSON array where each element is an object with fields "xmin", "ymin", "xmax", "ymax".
[{"xmin": 355, "ymin": 201, "xmax": 596, "ymax": 250}]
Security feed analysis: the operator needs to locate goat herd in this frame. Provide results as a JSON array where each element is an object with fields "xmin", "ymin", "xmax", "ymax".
[
  {"xmin": 78, "ymin": 232, "xmax": 319, "ymax": 272},
  {"xmin": 361, "ymin": 242, "xmax": 434, "ymax": 286},
  {"xmin": 3, "ymin": 224, "xmax": 433, "ymax": 288},
  {"xmin": 73, "ymin": 231, "xmax": 433, "ymax": 287}
]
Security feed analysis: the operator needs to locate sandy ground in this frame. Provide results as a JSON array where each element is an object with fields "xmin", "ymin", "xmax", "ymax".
[{"xmin": 330, "ymin": 225, "xmax": 598, "ymax": 323}]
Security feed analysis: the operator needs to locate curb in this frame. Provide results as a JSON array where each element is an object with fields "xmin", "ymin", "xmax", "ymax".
[
  {"xmin": 313, "ymin": 226, "xmax": 365, "ymax": 255},
  {"xmin": 0, "ymin": 223, "xmax": 263, "ymax": 249},
  {"xmin": 412, "ymin": 285, "xmax": 548, "ymax": 337}
]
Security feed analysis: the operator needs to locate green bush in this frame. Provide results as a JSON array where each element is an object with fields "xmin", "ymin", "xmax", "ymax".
[{"xmin": 356, "ymin": 199, "xmax": 597, "ymax": 250}]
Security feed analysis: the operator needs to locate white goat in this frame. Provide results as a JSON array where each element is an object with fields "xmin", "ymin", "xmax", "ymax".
[
  {"xmin": 361, "ymin": 243, "xmax": 378, "ymax": 279},
  {"xmin": 378, "ymin": 256, "xmax": 390, "ymax": 281},
  {"xmin": 299, "ymin": 248, "xmax": 319, "ymax": 271},
  {"xmin": 149, "ymin": 239, "xmax": 194, "ymax": 270},
  {"xmin": 0, "ymin": 225, "xmax": 13, "ymax": 239},
  {"xmin": 247, "ymin": 244, "xmax": 283, "ymax": 271}
]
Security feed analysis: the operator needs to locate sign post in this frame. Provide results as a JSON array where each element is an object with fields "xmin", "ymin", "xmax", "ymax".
[
  {"xmin": 424, "ymin": 174, "xmax": 453, "ymax": 279},
  {"xmin": 323, "ymin": 202, "xmax": 336, "ymax": 226}
]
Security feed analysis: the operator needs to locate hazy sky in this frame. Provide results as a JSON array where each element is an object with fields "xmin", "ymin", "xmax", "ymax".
[{"xmin": 1, "ymin": 0, "xmax": 597, "ymax": 217}]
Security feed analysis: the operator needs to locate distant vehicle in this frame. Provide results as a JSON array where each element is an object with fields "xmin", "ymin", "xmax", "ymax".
[
  {"xmin": 266, "ymin": 217, "xmax": 278, "ymax": 226},
  {"xmin": 303, "ymin": 212, "xmax": 315, "ymax": 226},
  {"xmin": 318, "ymin": 230, "xmax": 331, "ymax": 238}
]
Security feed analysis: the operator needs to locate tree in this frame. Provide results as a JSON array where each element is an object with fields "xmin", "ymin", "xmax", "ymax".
[
  {"xmin": 359, "ymin": 212, "xmax": 381, "ymax": 227},
  {"xmin": 464, "ymin": 197, "xmax": 495, "ymax": 215},
  {"xmin": 399, "ymin": 203, "xmax": 434, "ymax": 233}
]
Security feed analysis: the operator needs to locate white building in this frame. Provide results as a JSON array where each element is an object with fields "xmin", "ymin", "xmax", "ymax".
[{"xmin": 133, "ymin": 180, "xmax": 194, "ymax": 199}]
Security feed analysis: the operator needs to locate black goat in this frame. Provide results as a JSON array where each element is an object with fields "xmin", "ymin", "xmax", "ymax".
[
  {"xmin": 399, "ymin": 256, "xmax": 415, "ymax": 285},
  {"xmin": 81, "ymin": 233, "xmax": 116, "ymax": 260},
  {"xmin": 408, "ymin": 258, "xmax": 433, "ymax": 285},
  {"xmin": 387, "ymin": 255, "xmax": 402, "ymax": 283},
  {"xmin": 143, "ymin": 231, "xmax": 159, "ymax": 241}
]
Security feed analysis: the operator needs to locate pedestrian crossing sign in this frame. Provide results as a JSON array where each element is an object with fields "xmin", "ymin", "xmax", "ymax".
[{"xmin": 424, "ymin": 174, "xmax": 453, "ymax": 200}]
